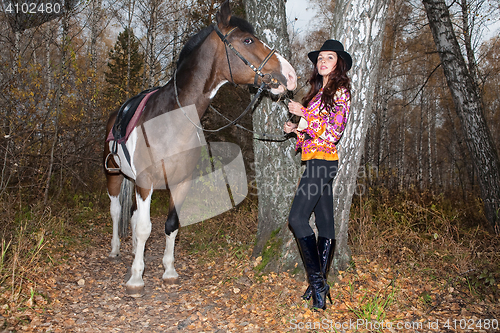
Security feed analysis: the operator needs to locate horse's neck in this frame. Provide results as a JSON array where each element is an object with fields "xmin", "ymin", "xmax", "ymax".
[{"xmin": 175, "ymin": 37, "xmax": 227, "ymax": 117}]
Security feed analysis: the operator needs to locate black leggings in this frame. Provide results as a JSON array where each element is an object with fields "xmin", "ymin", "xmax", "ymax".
[{"xmin": 288, "ymin": 159, "xmax": 338, "ymax": 239}]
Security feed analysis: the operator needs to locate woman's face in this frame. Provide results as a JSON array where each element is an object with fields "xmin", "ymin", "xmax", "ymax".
[{"xmin": 317, "ymin": 51, "xmax": 338, "ymax": 77}]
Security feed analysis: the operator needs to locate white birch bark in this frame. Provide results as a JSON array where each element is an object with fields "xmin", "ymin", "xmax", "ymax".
[
  {"xmin": 126, "ymin": 0, "xmax": 135, "ymax": 98},
  {"xmin": 418, "ymin": 97, "xmax": 424, "ymax": 190},
  {"xmin": 423, "ymin": 0, "xmax": 500, "ymax": 231},
  {"xmin": 330, "ymin": 0, "xmax": 389, "ymax": 269},
  {"xmin": 398, "ymin": 107, "xmax": 406, "ymax": 189},
  {"xmin": 86, "ymin": 0, "xmax": 101, "ymax": 113},
  {"xmin": 143, "ymin": 0, "xmax": 158, "ymax": 88},
  {"xmin": 244, "ymin": 0, "xmax": 303, "ymax": 273},
  {"xmin": 44, "ymin": 13, "xmax": 70, "ymax": 204},
  {"xmin": 427, "ymin": 101, "xmax": 434, "ymax": 187}
]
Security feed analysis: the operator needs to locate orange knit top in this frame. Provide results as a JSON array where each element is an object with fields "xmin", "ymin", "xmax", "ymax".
[{"xmin": 295, "ymin": 87, "xmax": 350, "ymax": 161}]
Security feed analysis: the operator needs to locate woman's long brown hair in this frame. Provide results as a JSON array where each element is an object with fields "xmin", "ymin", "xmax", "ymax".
[{"xmin": 302, "ymin": 56, "xmax": 351, "ymax": 112}]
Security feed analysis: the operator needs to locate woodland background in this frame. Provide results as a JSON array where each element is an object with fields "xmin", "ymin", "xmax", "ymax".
[
  {"xmin": 0, "ymin": 0, "xmax": 500, "ymax": 329},
  {"xmin": 0, "ymin": 0, "xmax": 499, "ymax": 209}
]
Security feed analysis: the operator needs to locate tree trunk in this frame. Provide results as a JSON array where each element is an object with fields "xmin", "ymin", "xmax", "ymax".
[
  {"xmin": 428, "ymin": 100, "xmax": 434, "ymax": 188},
  {"xmin": 143, "ymin": 0, "xmax": 158, "ymax": 88},
  {"xmin": 43, "ymin": 13, "xmax": 69, "ymax": 204},
  {"xmin": 330, "ymin": 0, "xmax": 389, "ymax": 270},
  {"xmin": 86, "ymin": 0, "xmax": 101, "ymax": 113},
  {"xmin": 418, "ymin": 96, "xmax": 424, "ymax": 190},
  {"xmin": 244, "ymin": 0, "xmax": 303, "ymax": 274},
  {"xmin": 459, "ymin": 0, "xmax": 480, "ymax": 85},
  {"xmin": 398, "ymin": 109, "xmax": 406, "ymax": 189},
  {"xmin": 126, "ymin": 0, "xmax": 135, "ymax": 98},
  {"xmin": 423, "ymin": 0, "xmax": 500, "ymax": 232}
]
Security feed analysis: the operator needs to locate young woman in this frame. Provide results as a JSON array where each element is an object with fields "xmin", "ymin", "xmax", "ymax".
[{"xmin": 284, "ymin": 40, "xmax": 352, "ymax": 310}]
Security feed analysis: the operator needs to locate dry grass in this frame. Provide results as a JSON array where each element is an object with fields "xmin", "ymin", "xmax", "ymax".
[
  {"xmin": 349, "ymin": 187, "xmax": 500, "ymax": 302},
  {"xmin": 1, "ymin": 186, "xmax": 499, "ymax": 330},
  {"xmin": 0, "ymin": 200, "xmax": 61, "ymax": 313}
]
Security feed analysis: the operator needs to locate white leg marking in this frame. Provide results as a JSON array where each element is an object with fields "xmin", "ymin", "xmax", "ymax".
[
  {"xmin": 162, "ymin": 229, "xmax": 179, "ymax": 281},
  {"xmin": 130, "ymin": 210, "xmax": 138, "ymax": 253},
  {"xmin": 125, "ymin": 188, "xmax": 152, "ymax": 291},
  {"xmin": 108, "ymin": 194, "xmax": 121, "ymax": 257}
]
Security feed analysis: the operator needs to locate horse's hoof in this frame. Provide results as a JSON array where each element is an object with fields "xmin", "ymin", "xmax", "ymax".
[
  {"xmin": 125, "ymin": 285, "xmax": 144, "ymax": 297},
  {"xmin": 109, "ymin": 252, "xmax": 120, "ymax": 258},
  {"xmin": 108, "ymin": 254, "xmax": 120, "ymax": 261},
  {"xmin": 162, "ymin": 277, "xmax": 180, "ymax": 285}
]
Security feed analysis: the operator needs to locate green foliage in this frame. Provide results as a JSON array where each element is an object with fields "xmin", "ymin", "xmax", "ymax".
[
  {"xmin": 105, "ymin": 28, "xmax": 144, "ymax": 106},
  {"xmin": 150, "ymin": 191, "xmax": 170, "ymax": 217},
  {"xmin": 478, "ymin": 269, "xmax": 497, "ymax": 286},
  {"xmin": 463, "ymin": 268, "xmax": 500, "ymax": 299},
  {"xmin": 347, "ymin": 287, "xmax": 398, "ymax": 325},
  {"xmin": 255, "ymin": 228, "xmax": 282, "ymax": 273},
  {"xmin": 419, "ymin": 290, "xmax": 432, "ymax": 305},
  {"xmin": 195, "ymin": 146, "xmax": 224, "ymax": 189}
]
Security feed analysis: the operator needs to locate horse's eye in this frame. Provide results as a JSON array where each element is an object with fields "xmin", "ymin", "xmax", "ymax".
[{"xmin": 243, "ymin": 38, "xmax": 253, "ymax": 45}]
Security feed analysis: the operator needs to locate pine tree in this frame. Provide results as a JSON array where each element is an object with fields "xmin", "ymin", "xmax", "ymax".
[{"xmin": 105, "ymin": 28, "xmax": 144, "ymax": 106}]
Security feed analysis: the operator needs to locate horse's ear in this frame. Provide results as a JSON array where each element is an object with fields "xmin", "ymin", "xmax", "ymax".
[{"xmin": 216, "ymin": 0, "xmax": 231, "ymax": 28}]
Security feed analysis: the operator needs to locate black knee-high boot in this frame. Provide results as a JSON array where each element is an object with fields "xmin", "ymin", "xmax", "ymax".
[
  {"xmin": 296, "ymin": 234, "xmax": 331, "ymax": 310},
  {"xmin": 302, "ymin": 237, "xmax": 335, "ymax": 301}
]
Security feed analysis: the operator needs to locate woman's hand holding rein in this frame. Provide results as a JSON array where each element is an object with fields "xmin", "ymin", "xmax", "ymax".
[{"xmin": 288, "ymin": 100, "xmax": 304, "ymax": 117}]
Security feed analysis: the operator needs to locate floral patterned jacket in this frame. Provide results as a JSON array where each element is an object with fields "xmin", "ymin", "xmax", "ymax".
[{"xmin": 295, "ymin": 87, "xmax": 350, "ymax": 161}]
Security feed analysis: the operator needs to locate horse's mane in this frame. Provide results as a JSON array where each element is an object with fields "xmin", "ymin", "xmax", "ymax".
[
  {"xmin": 177, "ymin": 16, "xmax": 255, "ymax": 68},
  {"xmin": 228, "ymin": 16, "xmax": 254, "ymax": 35}
]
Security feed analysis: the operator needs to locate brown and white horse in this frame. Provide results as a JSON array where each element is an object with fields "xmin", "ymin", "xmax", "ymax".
[{"xmin": 103, "ymin": 0, "xmax": 296, "ymax": 295}]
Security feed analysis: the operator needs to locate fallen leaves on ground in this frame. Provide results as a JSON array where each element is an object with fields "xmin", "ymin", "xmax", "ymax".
[{"xmin": 1, "ymin": 216, "xmax": 499, "ymax": 333}]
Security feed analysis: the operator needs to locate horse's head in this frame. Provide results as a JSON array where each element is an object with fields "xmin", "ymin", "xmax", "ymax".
[{"xmin": 215, "ymin": 1, "xmax": 297, "ymax": 94}]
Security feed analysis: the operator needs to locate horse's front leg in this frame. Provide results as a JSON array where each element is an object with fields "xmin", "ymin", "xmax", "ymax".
[
  {"xmin": 162, "ymin": 178, "xmax": 191, "ymax": 283},
  {"xmin": 125, "ymin": 185, "xmax": 153, "ymax": 295},
  {"xmin": 162, "ymin": 207, "xmax": 179, "ymax": 283}
]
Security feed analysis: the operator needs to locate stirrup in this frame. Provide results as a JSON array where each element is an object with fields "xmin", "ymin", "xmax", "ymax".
[{"xmin": 104, "ymin": 152, "xmax": 121, "ymax": 173}]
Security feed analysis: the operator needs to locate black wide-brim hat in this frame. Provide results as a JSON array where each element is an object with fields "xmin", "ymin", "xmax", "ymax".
[{"xmin": 308, "ymin": 40, "xmax": 352, "ymax": 71}]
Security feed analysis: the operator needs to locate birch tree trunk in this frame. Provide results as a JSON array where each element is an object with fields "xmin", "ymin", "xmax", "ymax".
[
  {"xmin": 126, "ymin": 0, "xmax": 135, "ymax": 98},
  {"xmin": 142, "ymin": 0, "xmax": 159, "ymax": 88},
  {"xmin": 398, "ymin": 110, "xmax": 406, "ymax": 189},
  {"xmin": 43, "ymin": 12, "xmax": 70, "ymax": 204},
  {"xmin": 87, "ymin": 0, "xmax": 101, "ymax": 112},
  {"xmin": 423, "ymin": 0, "xmax": 500, "ymax": 232},
  {"xmin": 244, "ymin": 0, "xmax": 303, "ymax": 273},
  {"xmin": 330, "ymin": 0, "xmax": 389, "ymax": 269},
  {"xmin": 418, "ymin": 96, "xmax": 424, "ymax": 190},
  {"xmin": 428, "ymin": 101, "xmax": 434, "ymax": 187}
]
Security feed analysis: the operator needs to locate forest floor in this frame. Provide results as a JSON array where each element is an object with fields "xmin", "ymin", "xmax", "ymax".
[{"xmin": 1, "ymin": 193, "xmax": 500, "ymax": 332}]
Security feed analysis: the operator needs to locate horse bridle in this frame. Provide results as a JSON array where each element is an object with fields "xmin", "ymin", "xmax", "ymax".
[
  {"xmin": 213, "ymin": 24, "xmax": 281, "ymax": 89},
  {"xmin": 173, "ymin": 24, "xmax": 289, "ymax": 138}
]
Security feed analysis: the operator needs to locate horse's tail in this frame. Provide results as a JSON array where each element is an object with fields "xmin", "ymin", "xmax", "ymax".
[{"xmin": 118, "ymin": 177, "xmax": 135, "ymax": 238}]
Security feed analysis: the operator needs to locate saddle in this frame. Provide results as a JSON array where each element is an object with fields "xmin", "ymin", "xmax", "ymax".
[
  {"xmin": 107, "ymin": 87, "xmax": 160, "ymax": 144},
  {"xmin": 105, "ymin": 87, "xmax": 159, "ymax": 172}
]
